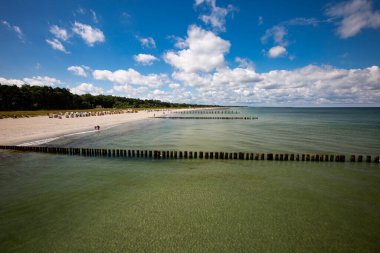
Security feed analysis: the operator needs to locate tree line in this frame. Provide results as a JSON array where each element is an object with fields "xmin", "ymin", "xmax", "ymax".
[{"xmin": 0, "ymin": 84, "xmax": 211, "ymax": 111}]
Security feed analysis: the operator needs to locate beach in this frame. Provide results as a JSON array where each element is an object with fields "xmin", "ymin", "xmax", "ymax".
[{"xmin": 0, "ymin": 109, "xmax": 175, "ymax": 146}]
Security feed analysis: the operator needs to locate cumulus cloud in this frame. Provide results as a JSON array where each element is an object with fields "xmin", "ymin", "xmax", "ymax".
[
  {"xmin": 325, "ymin": 0, "xmax": 380, "ymax": 38},
  {"xmin": 23, "ymin": 76, "xmax": 62, "ymax": 86},
  {"xmin": 72, "ymin": 22, "xmax": 105, "ymax": 46},
  {"xmin": 169, "ymin": 83, "xmax": 181, "ymax": 89},
  {"xmin": 46, "ymin": 38, "xmax": 69, "ymax": 53},
  {"xmin": 134, "ymin": 54, "xmax": 158, "ymax": 65},
  {"xmin": 67, "ymin": 65, "xmax": 89, "ymax": 77},
  {"xmin": 164, "ymin": 25, "xmax": 230, "ymax": 73},
  {"xmin": 144, "ymin": 86, "xmax": 194, "ymax": 103},
  {"xmin": 170, "ymin": 64, "xmax": 380, "ymax": 106},
  {"xmin": 268, "ymin": 46, "xmax": 287, "ymax": 58},
  {"xmin": 70, "ymin": 83, "xmax": 104, "ymax": 95},
  {"xmin": 113, "ymin": 85, "xmax": 149, "ymax": 97},
  {"xmin": 1, "ymin": 20, "xmax": 25, "ymax": 42},
  {"xmin": 235, "ymin": 57, "xmax": 255, "ymax": 69},
  {"xmin": 49, "ymin": 25, "xmax": 70, "ymax": 41},
  {"xmin": 93, "ymin": 68, "xmax": 168, "ymax": 88},
  {"xmin": 0, "ymin": 76, "xmax": 62, "ymax": 87},
  {"xmin": 195, "ymin": 0, "xmax": 236, "ymax": 32},
  {"xmin": 137, "ymin": 36, "xmax": 156, "ymax": 48},
  {"xmin": 0, "ymin": 77, "xmax": 25, "ymax": 87}
]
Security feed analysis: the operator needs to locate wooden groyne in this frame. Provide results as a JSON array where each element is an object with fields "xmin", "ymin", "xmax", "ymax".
[
  {"xmin": 154, "ymin": 116, "xmax": 258, "ymax": 120},
  {"xmin": 0, "ymin": 145, "xmax": 379, "ymax": 163},
  {"xmin": 175, "ymin": 110, "xmax": 239, "ymax": 114}
]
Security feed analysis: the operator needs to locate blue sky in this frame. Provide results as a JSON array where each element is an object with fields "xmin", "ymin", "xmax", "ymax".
[{"xmin": 1, "ymin": 0, "xmax": 380, "ymax": 106}]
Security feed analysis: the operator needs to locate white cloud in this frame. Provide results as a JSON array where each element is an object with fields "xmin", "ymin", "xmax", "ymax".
[
  {"xmin": 164, "ymin": 25, "xmax": 230, "ymax": 73},
  {"xmin": 70, "ymin": 83, "xmax": 104, "ymax": 95},
  {"xmin": 49, "ymin": 25, "xmax": 70, "ymax": 41},
  {"xmin": 170, "ymin": 64, "xmax": 380, "ymax": 106},
  {"xmin": 1, "ymin": 20, "xmax": 25, "ymax": 42},
  {"xmin": 1, "ymin": 76, "xmax": 62, "ymax": 87},
  {"xmin": 90, "ymin": 9, "xmax": 99, "ymax": 23},
  {"xmin": 261, "ymin": 25, "xmax": 288, "ymax": 46},
  {"xmin": 113, "ymin": 85, "xmax": 149, "ymax": 96},
  {"xmin": 93, "ymin": 68, "xmax": 168, "ymax": 88},
  {"xmin": 286, "ymin": 17, "xmax": 320, "ymax": 27},
  {"xmin": 72, "ymin": 22, "xmax": 105, "ymax": 46},
  {"xmin": 0, "ymin": 77, "xmax": 25, "ymax": 87},
  {"xmin": 325, "ymin": 0, "xmax": 380, "ymax": 38},
  {"xmin": 46, "ymin": 38, "xmax": 69, "ymax": 53},
  {"xmin": 169, "ymin": 83, "xmax": 181, "ymax": 89},
  {"xmin": 195, "ymin": 0, "xmax": 236, "ymax": 32},
  {"xmin": 134, "ymin": 54, "xmax": 158, "ymax": 65},
  {"xmin": 268, "ymin": 46, "xmax": 288, "ymax": 58},
  {"xmin": 258, "ymin": 16, "xmax": 264, "ymax": 25},
  {"xmin": 137, "ymin": 36, "xmax": 156, "ymax": 48},
  {"xmin": 67, "ymin": 66, "xmax": 88, "ymax": 77},
  {"xmin": 235, "ymin": 57, "xmax": 255, "ymax": 69},
  {"xmin": 23, "ymin": 76, "xmax": 62, "ymax": 86}
]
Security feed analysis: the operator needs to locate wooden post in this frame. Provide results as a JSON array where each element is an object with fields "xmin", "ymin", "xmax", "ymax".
[
  {"xmin": 366, "ymin": 156, "xmax": 371, "ymax": 163},
  {"xmin": 194, "ymin": 151, "xmax": 197, "ymax": 159},
  {"xmin": 350, "ymin": 155, "xmax": 356, "ymax": 162},
  {"xmin": 290, "ymin": 154, "xmax": 294, "ymax": 161},
  {"xmin": 358, "ymin": 155, "xmax": 363, "ymax": 162},
  {"xmin": 267, "ymin": 153, "xmax": 273, "ymax": 160},
  {"xmin": 199, "ymin": 151, "xmax": 203, "ymax": 159}
]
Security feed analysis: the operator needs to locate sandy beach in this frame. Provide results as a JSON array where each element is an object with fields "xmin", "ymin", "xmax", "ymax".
[{"xmin": 0, "ymin": 109, "xmax": 174, "ymax": 146}]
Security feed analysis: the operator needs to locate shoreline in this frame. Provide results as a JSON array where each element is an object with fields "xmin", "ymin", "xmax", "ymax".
[{"xmin": 0, "ymin": 109, "xmax": 183, "ymax": 146}]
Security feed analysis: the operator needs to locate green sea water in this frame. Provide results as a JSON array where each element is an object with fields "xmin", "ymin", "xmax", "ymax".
[{"xmin": 1, "ymin": 108, "xmax": 380, "ymax": 252}]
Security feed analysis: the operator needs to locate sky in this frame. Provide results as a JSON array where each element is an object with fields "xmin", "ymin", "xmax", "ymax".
[{"xmin": 1, "ymin": 0, "xmax": 380, "ymax": 106}]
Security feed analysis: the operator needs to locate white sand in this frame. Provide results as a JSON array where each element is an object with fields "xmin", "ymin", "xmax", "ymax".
[{"xmin": 0, "ymin": 110, "xmax": 173, "ymax": 146}]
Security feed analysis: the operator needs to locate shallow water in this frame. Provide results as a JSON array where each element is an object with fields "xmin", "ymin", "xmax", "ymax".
[
  {"xmin": 46, "ymin": 107, "xmax": 380, "ymax": 155},
  {"xmin": 1, "ymin": 107, "xmax": 380, "ymax": 252}
]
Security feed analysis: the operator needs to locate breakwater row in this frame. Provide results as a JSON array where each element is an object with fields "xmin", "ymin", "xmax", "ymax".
[
  {"xmin": 154, "ymin": 116, "xmax": 258, "ymax": 120},
  {"xmin": 174, "ymin": 110, "xmax": 239, "ymax": 114},
  {"xmin": 0, "ymin": 146, "xmax": 379, "ymax": 163}
]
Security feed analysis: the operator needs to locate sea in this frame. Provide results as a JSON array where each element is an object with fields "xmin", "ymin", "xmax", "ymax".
[{"xmin": 1, "ymin": 107, "xmax": 380, "ymax": 253}]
